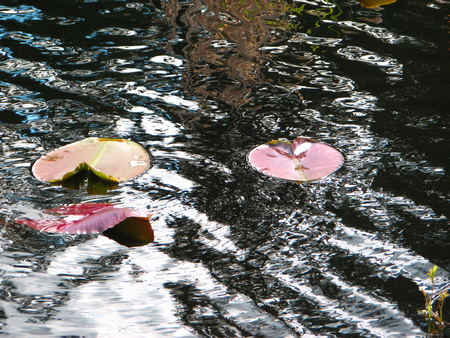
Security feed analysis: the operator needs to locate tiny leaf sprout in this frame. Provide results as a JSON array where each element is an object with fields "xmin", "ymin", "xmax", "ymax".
[{"xmin": 420, "ymin": 265, "xmax": 448, "ymax": 337}]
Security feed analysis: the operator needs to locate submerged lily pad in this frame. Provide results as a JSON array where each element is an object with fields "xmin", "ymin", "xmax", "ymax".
[
  {"xmin": 15, "ymin": 203, "xmax": 154, "ymax": 247},
  {"xmin": 248, "ymin": 137, "xmax": 343, "ymax": 182},
  {"xmin": 32, "ymin": 138, "xmax": 151, "ymax": 184}
]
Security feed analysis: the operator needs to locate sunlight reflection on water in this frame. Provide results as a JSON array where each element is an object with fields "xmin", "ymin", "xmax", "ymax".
[{"xmin": 0, "ymin": 0, "xmax": 449, "ymax": 336}]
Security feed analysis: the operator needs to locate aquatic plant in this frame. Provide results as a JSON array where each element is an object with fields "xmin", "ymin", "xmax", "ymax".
[
  {"xmin": 15, "ymin": 203, "xmax": 154, "ymax": 247},
  {"xmin": 420, "ymin": 265, "xmax": 448, "ymax": 337},
  {"xmin": 17, "ymin": 138, "xmax": 154, "ymax": 246},
  {"xmin": 248, "ymin": 137, "xmax": 343, "ymax": 182},
  {"xmin": 32, "ymin": 137, "xmax": 151, "ymax": 189}
]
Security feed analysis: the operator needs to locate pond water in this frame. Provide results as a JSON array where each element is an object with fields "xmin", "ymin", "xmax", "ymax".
[{"xmin": 0, "ymin": 0, "xmax": 449, "ymax": 337}]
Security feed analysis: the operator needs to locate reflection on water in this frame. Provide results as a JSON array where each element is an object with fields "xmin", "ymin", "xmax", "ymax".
[
  {"xmin": 357, "ymin": 0, "xmax": 397, "ymax": 9},
  {"xmin": 163, "ymin": 0, "xmax": 309, "ymax": 107},
  {"xmin": 0, "ymin": 0, "xmax": 449, "ymax": 337}
]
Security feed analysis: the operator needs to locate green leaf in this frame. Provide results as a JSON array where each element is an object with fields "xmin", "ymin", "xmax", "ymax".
[
  {"xmin": 32, "ymin": 138, "xmax": 151, "ymax": 184},
  {"xmin": 427, "ymin": 265, "xmax": 438, "ymax": 283}
]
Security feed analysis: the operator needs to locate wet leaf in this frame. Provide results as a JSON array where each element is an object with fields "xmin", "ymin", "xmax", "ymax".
[
  {"xmin": 32, "ymin": 137, "xmax": 151, "ymax": 184},
  {"xmin": 55, "ymin": 170, "xmax": 119, "ymax": 194},
  {"xmin": 103, "ymin": 217, "xmax": 154, "ymax": 247},
  {"xmin": 248, "ymin": 137, "xmax": 343, "ymax": 182},
  {"xmin": 15, "ymin": 203, "xmax": 154, "ymax": 247},
  {"xmin": 357, "ymin": 0, "xmax": 396, "ymax": 8}
]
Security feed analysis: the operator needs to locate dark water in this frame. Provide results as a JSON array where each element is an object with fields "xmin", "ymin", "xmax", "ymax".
[{"xmin": 0, "ymin": 0, "xmax": 449, "ymax": 336}]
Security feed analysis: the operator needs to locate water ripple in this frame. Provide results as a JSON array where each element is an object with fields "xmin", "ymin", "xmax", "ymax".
[
  {"xmin": 337, "ymin": 21, "xmax": 416, "ymax": 45},
  {"xmin": 289, "ymin": 33, "xmax": 342, "ymax": 47},
  {"xmin": 0, "ymin": 5, "xmax": 41, "ymax": 23},
  {"xmin": 0, "ymin": 0, "xmax": 449, "ymax": 336},
  {"xmin": 336, "ymin": 46, "xmax": 403, "ymax": 79}
]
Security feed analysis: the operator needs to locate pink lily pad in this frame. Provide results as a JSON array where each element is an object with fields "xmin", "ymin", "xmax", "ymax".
[
  {"xmin": 32, "ymin": 138, "xmax": 151, "ymax": 183},
  {"xmin": 248, "ymin": 137, "xmax": 343, "ymax": 182},
  {"xmin": 15, "ymin": 203, "xmax": 154, "ymax": 247}
]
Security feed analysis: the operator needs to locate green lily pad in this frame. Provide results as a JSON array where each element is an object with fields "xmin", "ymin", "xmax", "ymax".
[{"xmin": 32, "ymin": 138, "xmax": 151, "ymax": 184}]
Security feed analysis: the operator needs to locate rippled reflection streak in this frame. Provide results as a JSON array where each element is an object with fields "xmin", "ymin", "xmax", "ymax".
[{"xmin": 161, "ymin": 0, "xmax": 309, "ymax": 107}]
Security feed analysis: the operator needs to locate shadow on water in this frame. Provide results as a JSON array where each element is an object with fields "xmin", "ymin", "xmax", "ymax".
[{"xmin": 0, "ymin": 0, "xmax": 450, "ymax": 336}]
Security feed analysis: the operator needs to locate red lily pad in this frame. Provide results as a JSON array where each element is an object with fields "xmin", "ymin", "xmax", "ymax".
[
  {"xmin": 32, "ymin": 138, "xmax": 151, "ymax": 184},
  {"xmin": 15, "ymin": 203, "xmax": 154, "ymax": 247},
  {"xmin": 248, "ymin": 137, "xmax": 343, "ymax": 182}
]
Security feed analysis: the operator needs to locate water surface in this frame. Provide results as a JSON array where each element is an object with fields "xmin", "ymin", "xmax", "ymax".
[{"xmin": 0, "ymin": 0, "xmax": 449, "ymax": 337}]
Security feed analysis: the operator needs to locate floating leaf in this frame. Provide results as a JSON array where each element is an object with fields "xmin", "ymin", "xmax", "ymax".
[
  {"xmin": 357, "ymin": 0, "xmax": 396, "ymax": 8},
  {"xmin": 15, "ymin": 203, "xmax": 154, "ymax": 247},
  {"xmin": 103, "ymin": 217, "xmax": 154, "ymax": 247},
  {"xmin": 248, "ymin": 137, "xmax": 343, "ymax": 182},
  {"xmin": 16, "ymin": 203, "xmax": 150, "ymax": 234},
  {"xmin": 32, "ymin": 138, "xmax": 151, "ymax": 184}
]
